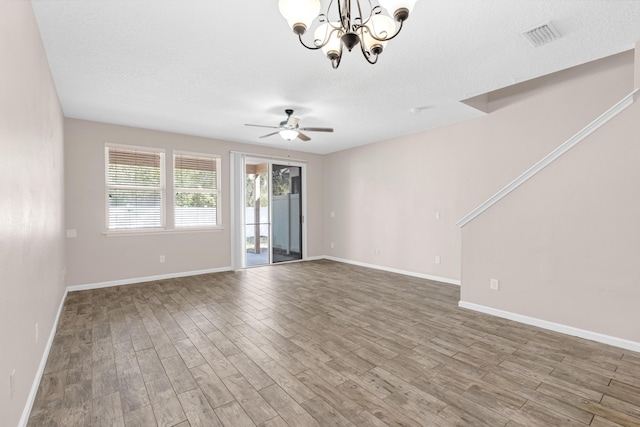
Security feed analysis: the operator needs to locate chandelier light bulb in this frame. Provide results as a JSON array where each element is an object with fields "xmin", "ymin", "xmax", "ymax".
[
  {"xmin": 278, "ymin": 0, "xmax": 321, "ymax": 35},
  {"xmin": 378, "ymin": 0, "xmax": 417, "ymax": 21},
  {"xmin": 314, "ymin": 23, "xmax": 342, "ymax": 58},
  {"xmin": 360, "ymin": 14, "xmax": 396, "ymax": 54}
]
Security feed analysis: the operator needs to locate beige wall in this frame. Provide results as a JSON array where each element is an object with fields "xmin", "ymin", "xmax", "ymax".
[
  {"xmin": 461, "ymin": 59, "xmax": 640, "ymax": 344},
  {"xmin": 324, "ymin": 51, "xmax": 634, "ymax": 284},
  {"xmin": 0, "ymin": 2, "xmax": 66, "ymax": 425},
  {"xmin": 65, "ymin": 118, "xmax": 324, "ymax": 286}
]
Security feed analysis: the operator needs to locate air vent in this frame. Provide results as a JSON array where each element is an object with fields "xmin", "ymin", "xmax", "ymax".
[{"xmin": 522, "ymin": 22, "xmax": 561, "ymax": 47}]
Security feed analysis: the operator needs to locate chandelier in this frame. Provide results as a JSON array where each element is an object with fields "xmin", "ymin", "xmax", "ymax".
[{"xmin": 278, "ymin": 0, "xmax": 417, "ymax": 69}]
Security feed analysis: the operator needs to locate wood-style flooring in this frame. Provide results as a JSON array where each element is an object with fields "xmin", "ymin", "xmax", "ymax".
[{"xmin": 28, "ymin": 260, "xmax": 640, "ymax": 426}]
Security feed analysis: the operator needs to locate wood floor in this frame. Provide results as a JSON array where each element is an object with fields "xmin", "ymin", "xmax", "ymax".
[{"xmin": 28, "ymin": 260, "xmax": 640, "ymax": 426}]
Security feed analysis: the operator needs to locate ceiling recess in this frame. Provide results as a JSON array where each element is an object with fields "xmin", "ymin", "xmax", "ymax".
[{"xmin": 522, "ymin": 22, "xmax": 561, "ymax": 47}]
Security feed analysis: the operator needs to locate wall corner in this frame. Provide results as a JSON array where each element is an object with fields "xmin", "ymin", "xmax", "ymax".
[{"xmin": 635, "ymin": 41, "xmax": 640, "ymax": 90}]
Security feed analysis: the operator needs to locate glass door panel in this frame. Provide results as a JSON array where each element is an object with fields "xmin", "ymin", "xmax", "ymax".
[
  {"xmin": 245, "ymin": 162, "xmax": 270, "ymax": 266},
  {"xmin": 272, "ymin": 164, "xmax": 302, "ymax": 263}
]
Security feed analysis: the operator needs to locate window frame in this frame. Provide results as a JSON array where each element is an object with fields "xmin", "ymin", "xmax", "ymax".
[
  {"xmin": 173, "ymin": 150, "xmax": 222, "ymax": 229},
  {"xmin": 104, "ymin": 143, "xmax": 166, "ymax": 232}
]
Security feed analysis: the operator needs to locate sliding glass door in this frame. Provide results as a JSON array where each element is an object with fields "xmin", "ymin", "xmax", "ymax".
[{"xmin": 241, "ymin": 158, "xmax": 305, "ymax": 267}]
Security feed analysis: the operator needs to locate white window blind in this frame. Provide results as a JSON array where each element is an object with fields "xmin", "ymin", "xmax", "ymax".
[
  {"xmin": 174, "ymin": 153, "xmax": 220, "ymax": 228},
  {"xmin": 106, "ymin": 146, "xmax": 165, "ymax": 229}
]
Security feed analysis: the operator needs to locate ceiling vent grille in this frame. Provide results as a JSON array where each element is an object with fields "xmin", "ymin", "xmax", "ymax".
[{"xmin": 522, "ymin": 22, "xmax": 561, "ymax": 47}]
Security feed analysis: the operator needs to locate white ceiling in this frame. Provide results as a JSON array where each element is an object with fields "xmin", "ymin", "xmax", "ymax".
[{"xmin": 32, "ymin": 0, "xmax": 640, "ymax": 154}]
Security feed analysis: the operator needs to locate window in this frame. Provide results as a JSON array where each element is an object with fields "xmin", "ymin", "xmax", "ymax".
[
  {"xmin": 174, "ymin": 152, "xmax": 221, "ymax": 228},
  {"xmin": 106, "ymin": 145, "xmax": 165, "ymax": 230}
]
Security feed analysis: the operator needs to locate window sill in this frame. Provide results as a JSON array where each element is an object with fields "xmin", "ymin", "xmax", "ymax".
[{"xmin": 103, "ymin": 227, "xmax": 224, "ymax": 237}]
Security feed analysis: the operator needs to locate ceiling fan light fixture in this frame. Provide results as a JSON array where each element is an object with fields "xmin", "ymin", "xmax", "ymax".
[
  {"xmin": 282, "ymin": 0, "xmax": 417, "ymax": 68},
  {"xmin": 279, "ymin": 129, "xmax": 299, "ymax": 141},
  {"xmin": 246, "ymin": 110, "xmax": 334, "ymax": 142}
]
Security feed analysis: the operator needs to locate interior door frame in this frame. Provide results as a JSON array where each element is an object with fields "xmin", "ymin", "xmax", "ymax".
[{"xmin": 230, "ymin": 151, "xmax": 307, "ymax": 270}]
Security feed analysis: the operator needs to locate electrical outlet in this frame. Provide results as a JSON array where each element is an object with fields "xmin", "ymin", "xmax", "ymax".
[
  {"xmin": 330, "ymin": 211, "xmax": 335, "ymax": 218},
  {"xmin": 159, "ymin": 255, "xmax": 165, "ymax": 263},
  {"xmin": 435, "ymin": 211, "xmax": 441, "ymax": 220},
  {"xmin": 435, "ymin": 256, "xmax": 441, "ymax": 264},
  {"xmin": 490, "ymin": 279, "xmax": 499, "ymax": 290},
  {"xmin": 330, "ymin": 242, "xmax": 334, "ymax": 249},
  {"xmin": 10, "ymin": 370, "xmax": 15, "ymax": 398},
  {"xmin": 35, "ymin": 323, "xmax": 39, "ymax": 344}
]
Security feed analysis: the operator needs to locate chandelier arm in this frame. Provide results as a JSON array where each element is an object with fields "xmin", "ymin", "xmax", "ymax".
[
  {"xmin": 337, "ymin": 0, "xmax": 345, "ymax": 29},
  {"xmin": 362, "ymin": 18, "xmax": 404, "ymax": 42},
  {"xmin": 297, "ymin": 26, "xmax": 345, "ymax": 51},
  {"xmin": 331, "ymin": 53, "xmax": 342, "ymax": 69},
  {"xmin": 355, "ymin": 3, "xmax": 381, "ymax": 27},
  {"xmin": 359, "ymin": 39, "xmax": 379, "ymax": 64},
  {"xmin": 327, "ymin": 0, "xmax": 336, "ymax": 15},
  {"xmin": 355, "ymin": 0, "xmax": 375, "ymax": 27},
  {"xmin": 355, "ymin": 0, "xmax": 364, "ymax": 28},
  {"xmin": 297, "ymin": 34, "xmax": 325, "ymax": 51}
]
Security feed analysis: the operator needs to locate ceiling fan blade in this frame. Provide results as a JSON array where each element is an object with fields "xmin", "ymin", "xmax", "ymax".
[
  {"xmin": 299, "ymin": 127, "xmax": 334, "ymax": 133},
  {"xmin": 245, "ymin": 124, "xmax": 278, "ymax": 129},
  {"xmin": 259, "ymin": 131, "xmax": 279, "ymax": 139},
  {"xmin": 297, "ymin": 132, "xmax": 311, "ymax": 142}
]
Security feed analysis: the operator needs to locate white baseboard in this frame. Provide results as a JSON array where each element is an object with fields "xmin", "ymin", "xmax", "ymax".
[
  {"xmin": 18, "ymin": 288, "xmax": 69, "ymax": 427},
  {"xmin": 67, "ymin": 266, "xmax": 233, "ymax": 292},
  {"xmin": 459, "ymin": 301, "xmax": 640, "ymax": 353},
  {"xmin": 304, "ymin": 256, "xmax": 325, "ymax": 261},
  {"xmin": 324, "ymin": 256, "xmax": 461, "ymax": 286}
]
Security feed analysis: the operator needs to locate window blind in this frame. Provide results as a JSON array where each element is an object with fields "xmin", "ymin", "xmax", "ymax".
[
  {"xmin": 174, "ymin": 153, "xmax": 220, "ymax": 227},
  {"xmin": 106, "ymin": 147, "xmax": 164, "ymax": 229}
]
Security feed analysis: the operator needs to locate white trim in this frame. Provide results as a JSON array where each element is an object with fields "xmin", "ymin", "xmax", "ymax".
[
  {"xmin": 105, "ymin": 142, "xmax": 166, "ymax": 154},
  {"xmin": 229, "ymin": 150, "xmax": 307, "ymax": 164},
  {"xmin": 102, "ymin": 227, "xmax": 224, "ymax": 237},
  {"xmin": 173, "ymin": 149, "xmax": 222, "ymax": 159},
  {"xmin": 456, "ymin": 89, "xmax": 639, "ymax": 228},
  {"xmin": 458, "ymin": 300, "xmax": 640, "ymax": 353},
  {"xmin": 304, "ymin": 255, "xmax": 325, "ymax": 261},
  {"xmin": 230, "ymin": 152, "xmax": 246, "ymax": 270},
  {"xmin": 18, "ymin": 288, "xmax": 69, "ymax": 427},
  {"xmin": 268, "ymin": 162, "xmax": 273, "ymax": 265},
  {"xmin": 173, "ymin": 151, "xmax": 222, "ymax": 228},
  {"xmin": 324, "ymin": 256, "xmax": 461, "ymax": 286},
  {"xmin": 67, "ymin": 267, "xmax": 232, "ymax": 292},
  {"xmin": 105, "ymin": 144, "xmax": 167, "ymax": 230},
  {"xmin": 301, "ymin": 166, "xmax": 308, "ymax": 261}
]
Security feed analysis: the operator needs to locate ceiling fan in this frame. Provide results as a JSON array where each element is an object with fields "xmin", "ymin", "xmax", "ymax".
[{"xmin": 245, "ymin": 109, "xmax": 334, "ymax": 141}]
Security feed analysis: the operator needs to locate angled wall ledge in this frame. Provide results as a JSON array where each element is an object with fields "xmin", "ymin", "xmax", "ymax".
[{"xmin": 457, "ymin": 88, "xmax": 639, "ymax": 228}]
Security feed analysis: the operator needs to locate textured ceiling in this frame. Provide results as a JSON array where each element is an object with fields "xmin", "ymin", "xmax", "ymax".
[{"xmin": 32, "ymin": 0, "xmax": 640, "ymax": 154}]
